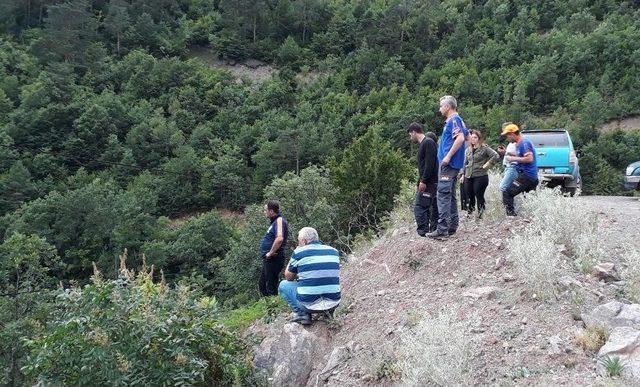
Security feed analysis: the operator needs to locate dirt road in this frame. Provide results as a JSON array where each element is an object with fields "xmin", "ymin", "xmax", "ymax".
[{"xmin": 578, "ymin": 195, "xmax": 640, "ymax": 248}]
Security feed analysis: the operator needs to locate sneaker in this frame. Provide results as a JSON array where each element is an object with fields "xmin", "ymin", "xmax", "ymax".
[
  {"xmin": 290, "ymin": 313, "xmax": 312, "ymax": 325},
  {"xmin": 426, "ymin": 230, "xmax": 449, "ymax": 240},
  {"xmin": 506, "ymin": 211, "xmax": 517, "ymax": 217}
]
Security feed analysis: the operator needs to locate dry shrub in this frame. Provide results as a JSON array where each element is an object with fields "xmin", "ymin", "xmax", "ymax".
[
  {"xmin": 480, "ymin": 170, "xmax": 508, "ymax": 222},
  {"xmin": 621, "ymin": 245, "xmax": 640, "ymax": 302},
  {"xmin": 398, "ymin": 309, "xmax": 472, "ymax": 386},
  {"xmin": 508, "ymin": 232, "xmax": 564, "ymax": 300},
  {"xmin": 506, "ymin": 188, "xmax": 608, "ymax": 290},
  {"xmin": 573, "ymin": 326, "xmax": 607, "ymax": 353},
  {"xmin": 353, "ymin": 329, "xmax": 400, "ymax": 382},
  {"xmin": 519, "ymin": 188, "xmax": 605, "ymax": 268},
  {"xmin": 384, "ymin": 179, "xmax": 419, "ymax": 230},
  {"xmin": 507, "ymin": 189, "xmax": 605, "ymax": 296}
]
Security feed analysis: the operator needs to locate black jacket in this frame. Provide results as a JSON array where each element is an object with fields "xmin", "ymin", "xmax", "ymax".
[{"xmin": 417, "ymin": 137, "xmax": 438, "ymax": 186}]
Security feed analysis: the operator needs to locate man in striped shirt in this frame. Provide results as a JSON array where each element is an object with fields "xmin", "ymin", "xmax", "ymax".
[{"xmin": 278, "ymin": 227, "xmax": 341, "ymax": 326}]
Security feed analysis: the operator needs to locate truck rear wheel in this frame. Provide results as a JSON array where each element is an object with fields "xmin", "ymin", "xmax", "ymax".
[{"xmin": 564, "ymin": 174, "xmax": 581, "ymax": 197}]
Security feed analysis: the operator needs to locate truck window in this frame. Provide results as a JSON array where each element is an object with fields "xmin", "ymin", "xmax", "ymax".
[{"xmin": 522, "ymin": 132, "xmax": 570, "ymax": 148}]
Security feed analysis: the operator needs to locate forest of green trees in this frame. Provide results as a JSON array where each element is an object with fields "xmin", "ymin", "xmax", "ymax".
[{"xmin": 1, "ymin": 0, "xmax": 640, "ymax": 384}]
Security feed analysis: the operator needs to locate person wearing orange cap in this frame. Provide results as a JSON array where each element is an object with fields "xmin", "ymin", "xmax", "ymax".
[
  {"xmin": 501, "ymin": 124, "xmax": 538, "ymax": 216},
  {"xmin": 497, "ymin": 122, "xmax": 519, "ymax": 192}
]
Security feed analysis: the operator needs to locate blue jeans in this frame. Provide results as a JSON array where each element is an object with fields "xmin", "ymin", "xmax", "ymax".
[
  {"xmin": 278, "ymin": 280, "xmax": 309, "ymax": 316},
  {"xmin": 436, "ymin": 165, "xmax": 460, "ymax": 234},
  {"xmin": 500, "ymin": 166, "xmax": 518, "ymax": 192}
]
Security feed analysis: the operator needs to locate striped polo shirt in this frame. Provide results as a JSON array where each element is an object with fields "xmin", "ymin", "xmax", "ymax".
[{"xmin": 287, "ymin": 241, "xmax": 341, "ymax": 310}]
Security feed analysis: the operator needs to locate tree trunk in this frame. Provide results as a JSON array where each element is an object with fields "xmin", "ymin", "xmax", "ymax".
[
  {"xmin": 253, "ymin": 15, "xmax": 257, "ymax": 44},
  {"xmin": 9, "ymin": 271, "xmax": 20, "ymax": 386},
  {"xmin": 26, "ymin": 0, "xmax": 31, "ymax": 27}
]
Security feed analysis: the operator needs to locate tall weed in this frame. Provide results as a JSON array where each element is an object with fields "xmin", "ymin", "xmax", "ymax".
[{"xmin": 398, "ymin": 309, "xmax": 473, "ymax": 386}]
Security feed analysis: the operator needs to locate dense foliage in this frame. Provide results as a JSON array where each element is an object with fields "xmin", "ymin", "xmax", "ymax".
[
  {"xmin": 22, "ymin": 263, "xmax": 256, "ymax": 386},
  {"xmin": 1, "ymin": 0, "xmax": 640, "ymax": 384}
]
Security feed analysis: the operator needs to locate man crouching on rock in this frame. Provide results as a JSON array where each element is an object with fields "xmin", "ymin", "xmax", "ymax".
[{"xmin": 278, "ymin": 227, "xmax": 341, "ymax": 326}]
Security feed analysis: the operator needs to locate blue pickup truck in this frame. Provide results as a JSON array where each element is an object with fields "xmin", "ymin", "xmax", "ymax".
[{"xmin": 522, "ymin": 129, "xmax": 582, "ymax": 196}]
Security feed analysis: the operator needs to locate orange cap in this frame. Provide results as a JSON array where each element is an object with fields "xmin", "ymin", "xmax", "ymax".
[{"xmin": 501, "ymin": 123, "xmax": 519, "ymax": 136}]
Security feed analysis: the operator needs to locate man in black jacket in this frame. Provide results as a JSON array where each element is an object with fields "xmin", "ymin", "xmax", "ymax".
[{"xmin": 408, "ymin": 123, "xmax": 439, "ymax": 236}]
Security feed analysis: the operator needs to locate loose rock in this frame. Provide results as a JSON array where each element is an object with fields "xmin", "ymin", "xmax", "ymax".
[
  {"xmin": 463, "ymin": 286, "xmax": 500, "ymax": 300},
  {"xmin": 583, "ymin": 301, "xmax": 640, "ymax": 334},
  {"xmin": 494, "ymin": 256, "xmax": 507, "ymax": 271},
  {"xmin": 592, "ymin": 262, "xmax": 621, "ymax": 283},
  {"xmin": 253, "ymin": 323, "xmax": 329, "ymax": 386},
  {"xmin": 597, "ymin": 326, "xmax": 640, "ymax": 381}
]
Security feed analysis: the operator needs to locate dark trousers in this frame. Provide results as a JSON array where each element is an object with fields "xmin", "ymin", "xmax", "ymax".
[
  {"xmin": 414, "ymin": 185, "xmax": 438, "ymax": 236},
  {"xmin": 466, "ymin": 175, "xmax": 490, "ymax": 215},
  {"xmin": 259, "ymin": 253, "xmax": 285, "ymax": 296},
  {"xmin": 436, "ymin": 165, "xmax": 460, "ymax": 234},
  {"xmin": 460, "ymin": 180, "xmax": 469, "ymax": 211},
  {"xmin": 502, "ymin": 176, "xmax": 539, "ymax": 215}
]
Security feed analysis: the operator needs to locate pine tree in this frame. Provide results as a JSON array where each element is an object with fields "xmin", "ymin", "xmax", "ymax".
[
  {"xmin": 104, "ymin": 0, "xmax": 130, "ymax": 55},
  {"xmin": 38, "ymin": 0, "xmax": 98, "ymax": 64},
  {"xmin": 329, "ymin": 125, "xmax": 411, "ymax": 232}
]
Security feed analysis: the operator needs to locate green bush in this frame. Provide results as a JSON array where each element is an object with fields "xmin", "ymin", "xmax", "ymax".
[
  {"xmin": 275, "ymin": 36, "xmax": 309, "ymax": 70},
  {"xmin": 22, "ymin": 263, "xmax": 256, "ymax": 386},
  {"xmin": 329, "ymin": 125, "xmax": 412, "ymax": 236},
  {"xmin": 222, "ymin": 296, "xmax": 287, "ymax": 331},
  {"xmin": 221, "ymin": 204, "xmax": 268, "ymax": 305},
  {"xmin": 142, "ymin": 210, "xmax": 235, "ymax": 294},
  {"xmin": 578, "ymin": 130, "xmax": 640, "ymax": 195},
  {"xmin": 263, "ymin": 166, "xmax": 339, "ymax": 245},
  {"xmin": 0, "ymin": 233, "xmax": 60, "ymax": 386}
]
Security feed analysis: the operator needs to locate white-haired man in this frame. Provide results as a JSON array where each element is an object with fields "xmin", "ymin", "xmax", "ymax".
[
  {"xmin": 278, "ymin": 227, "xmax": 341, "ymax": 325},
  {"xmin": 428, "ymin": 95, "xmax": 469, "ymax": 239}
]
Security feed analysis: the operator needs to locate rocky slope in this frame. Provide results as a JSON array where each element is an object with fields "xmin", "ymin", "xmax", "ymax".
[{"xmin": 250, "ymin": 196, "xmax": 640, "ymax": 386}]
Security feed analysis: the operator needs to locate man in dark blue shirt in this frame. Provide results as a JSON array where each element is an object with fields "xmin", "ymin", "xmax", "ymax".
[
  {"xmin": 428, "ymin": 95, "xmax": 469, "ymax": 239},
  {"xmin": 501, "ymin": 124, "xmax": 539, "ymax": 216},
  {"xmin": 259, "ymin": 200, "xmax": 288, "ymax": 296}
]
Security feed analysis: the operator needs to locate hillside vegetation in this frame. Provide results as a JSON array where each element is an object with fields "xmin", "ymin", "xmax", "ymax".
[{"xmin": 1, "ymin": 0, "xmax": 640, "ymax": 384}]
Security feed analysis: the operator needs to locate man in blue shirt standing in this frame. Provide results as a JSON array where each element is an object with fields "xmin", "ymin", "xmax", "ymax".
[
  {"xmin": 259, "ymin": 200, "xmax": 288, "ymax": 296},
  {"xmin": 428, "ymin": 95, "xmax": 469, "ymax": 239},
  {"xmin": 501, "ymin": 124, "xmax": 539, "ymax": 216}
]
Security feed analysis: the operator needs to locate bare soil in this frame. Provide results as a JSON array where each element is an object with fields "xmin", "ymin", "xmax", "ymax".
[
  {"xmin": 187, "ymin": 47, "xmax": 275, "ymax": 82},
  {"xmin": 598, "ymin": 116, "xmax": 640, "ymax": 133}
]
